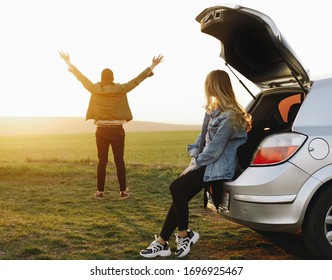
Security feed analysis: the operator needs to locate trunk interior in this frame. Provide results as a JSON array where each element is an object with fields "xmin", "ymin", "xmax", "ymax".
[{"xmin": 237, "ymin": 88, "xmax": 305, "ymax": 170}]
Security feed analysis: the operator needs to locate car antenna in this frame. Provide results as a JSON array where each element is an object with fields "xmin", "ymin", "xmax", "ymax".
[{"xmin": 225, "ymin": 62, "xmax": 256, "ymax": 100}]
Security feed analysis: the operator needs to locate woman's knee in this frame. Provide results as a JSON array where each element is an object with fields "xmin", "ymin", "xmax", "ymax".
[
  {"xmin": 98, "ymin": 158, "xmax": 108, "ymax": 167},
  {"xmin": 169, "ymin": 178, "xmax": 182, "ymax": 195},
  {"xmin": 114, "ymin": 157, "xmax": 125, "ymax": 166}
]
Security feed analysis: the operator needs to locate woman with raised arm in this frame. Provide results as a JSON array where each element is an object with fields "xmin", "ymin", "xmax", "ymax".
[{"xmin": 60, "ymin": 51, "xmax": 164, "ymax": 200}]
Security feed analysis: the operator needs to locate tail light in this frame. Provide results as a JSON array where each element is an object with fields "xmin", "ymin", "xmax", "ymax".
[{"xmin": 251, "ymin": 133, "xmax": 307, "ymax": 166}]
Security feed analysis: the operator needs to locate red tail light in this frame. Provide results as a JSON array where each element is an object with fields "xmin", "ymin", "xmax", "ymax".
[{"xmin": 251, "ymin": 133, "xmax": 307, "ymax": 166}]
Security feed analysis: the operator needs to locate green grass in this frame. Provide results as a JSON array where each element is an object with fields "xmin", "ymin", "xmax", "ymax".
[{"xmin": 0, "ymin": 131, "xmax": 316, "ymax": 259}]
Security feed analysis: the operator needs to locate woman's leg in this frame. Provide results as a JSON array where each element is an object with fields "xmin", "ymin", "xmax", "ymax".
[
  {"xmin": 210, "ymin": 180, "xmax": 225, "ymax": 210},
  {"xmin": 140, "ymin": 167, "xmax": 207, "ymax": 258},
  {"xmin": 95, "ymin": 128, "xmax": 111, "ymax": 192},
  {"xmin": 110, "ymin": 127, "xmax": 126, "ymax": 192},
  {"xmin": 159, "ymin": 166, "xmax": 207, "ymax": 241}
]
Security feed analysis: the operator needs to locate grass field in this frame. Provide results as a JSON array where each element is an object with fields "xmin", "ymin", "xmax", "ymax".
[{"xmin": 0, "ymin": 131, "xmax": 316, "ymax": 260}]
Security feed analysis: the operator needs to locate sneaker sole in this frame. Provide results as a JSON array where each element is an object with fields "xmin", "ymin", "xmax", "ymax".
[
  {"xmin": 140, "ymin": 249, "xmax": 171, "ymax": 258},
  {"xmin": 176, "ymin": 231, "xmax": 200, "ymax": 258},
  {"xmin": 120, "ymin": 191, "xmax": 129, "ymax": 199}
]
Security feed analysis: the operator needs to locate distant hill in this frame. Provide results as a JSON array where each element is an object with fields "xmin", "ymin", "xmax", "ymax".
[{"xmin": 0, "ymin": 117, "xmax": 200, "ymax": 136}]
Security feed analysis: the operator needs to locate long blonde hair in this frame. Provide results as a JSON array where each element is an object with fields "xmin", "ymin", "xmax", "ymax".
[{"xmin": 205, "ymin": 70, "xmax": 252, "ymax": 132}]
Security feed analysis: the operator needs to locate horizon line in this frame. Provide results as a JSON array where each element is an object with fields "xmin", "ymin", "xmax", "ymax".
[{"xmin": 0, "ymin": 115, "xmax": 201, "ymax": 126}]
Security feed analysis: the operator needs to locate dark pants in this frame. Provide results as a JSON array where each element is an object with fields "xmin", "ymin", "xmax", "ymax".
[
  {"xmin": 95, "ymin": 126, "xmax": 126, "ymax": 192},
  {"xmin": 159, "ymin": 166, "xmax": 224, "ymax": 241}
]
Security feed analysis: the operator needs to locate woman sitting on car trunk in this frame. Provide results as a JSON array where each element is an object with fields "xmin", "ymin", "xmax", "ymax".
[{"xmin": 140, "ymin": 70, "xmax": 252, "ymax": 258}]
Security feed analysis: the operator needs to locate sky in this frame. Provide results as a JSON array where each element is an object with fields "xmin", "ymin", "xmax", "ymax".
[{"xmin": 1, "ymin": 0, "xmax": 332, "ymax": 125}]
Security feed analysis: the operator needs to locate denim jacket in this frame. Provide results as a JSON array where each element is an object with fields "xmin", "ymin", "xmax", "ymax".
[{"xmin": 188, "ymin": 109, "xmax": 247, "ymax": 182}]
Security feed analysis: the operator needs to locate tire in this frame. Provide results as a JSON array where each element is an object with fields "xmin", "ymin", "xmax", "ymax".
[{"xmin": 302, "ymin": 185, "xmax": 332, "ymax": 259}]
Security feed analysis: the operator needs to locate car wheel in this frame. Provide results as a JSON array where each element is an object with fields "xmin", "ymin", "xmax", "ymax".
[{"xmin": 302, "ymin": 185, "xmax": 332, "ymax": 259}]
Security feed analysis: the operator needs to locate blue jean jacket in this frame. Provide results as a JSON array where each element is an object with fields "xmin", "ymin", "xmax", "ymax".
[{"xmin": 188, "ymin": 109, "xmax": 247, "ymax": 182}]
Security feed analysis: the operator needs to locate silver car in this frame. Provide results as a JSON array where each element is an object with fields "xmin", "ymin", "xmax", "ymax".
[{"xmin": 196, "ymin": 5, "xmax": 332, "ymax": 259}]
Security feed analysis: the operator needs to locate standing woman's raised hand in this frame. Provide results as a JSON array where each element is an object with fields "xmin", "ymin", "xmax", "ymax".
[
  {"xmin": 152, "ymin": 54, "xmax": 164, "ymax": 66},
  {"xmin": 149, "ymin": 54, "xmax": 164, "ymax": 71},
  {"xmin": 59, "ymin": 50, "xmax": 72, "ymax": 67}
]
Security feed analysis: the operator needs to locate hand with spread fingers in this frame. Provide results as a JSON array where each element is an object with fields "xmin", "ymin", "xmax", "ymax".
[
  {"xmin": 59, "ymin": 50, "xmax": 72, "ymax": 68},
  {"xmin": 150, "ymin": 54, "xmax": 164, "ymax": 71}
]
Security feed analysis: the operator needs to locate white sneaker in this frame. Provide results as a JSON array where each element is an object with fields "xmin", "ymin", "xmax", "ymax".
[
  {"xmin": 94, "ymin": 191, "xmax": 104, "ymax": 200},
  {"xmin": 140, "ymin": 235, "xmax": 171, "ymax": 258},
  {"xmin": 175, "ymin": 229, "xmax": 200, "ymax": 257}
]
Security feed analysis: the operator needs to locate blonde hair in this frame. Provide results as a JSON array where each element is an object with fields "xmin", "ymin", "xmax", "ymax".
[{"xmin": 204, "ymin": 70, "xmax": 252, "ymax": 132}]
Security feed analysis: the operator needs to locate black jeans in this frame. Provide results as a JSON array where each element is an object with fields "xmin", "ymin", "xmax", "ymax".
[
  {"xmin": 159, "ymin": 166, "xmax": 224, "ymax": 241},
  {"xmin": 95, "ymin": 126, "xmax": 126, "ymax": 192}
]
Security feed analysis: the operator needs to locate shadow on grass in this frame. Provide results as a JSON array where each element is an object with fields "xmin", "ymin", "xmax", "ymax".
[{"xmin": 254, "ymin": 231, "xmax": 317, "ymax": 260}]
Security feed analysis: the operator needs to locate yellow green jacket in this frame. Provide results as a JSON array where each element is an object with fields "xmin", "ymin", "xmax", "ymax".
[{"xmin": 69, "ymin": 66, "xmax": 153, "ymax": 121}]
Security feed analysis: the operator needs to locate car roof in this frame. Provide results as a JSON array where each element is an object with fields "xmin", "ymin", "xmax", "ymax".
[{"xmin": 196, "ymin": 5, "xmax": 310, "ymax": 89}]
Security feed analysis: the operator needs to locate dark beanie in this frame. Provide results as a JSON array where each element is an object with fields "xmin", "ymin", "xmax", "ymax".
[{"xmin": 101, "ymin": 68, "xmax": 114, "ymax": 85}]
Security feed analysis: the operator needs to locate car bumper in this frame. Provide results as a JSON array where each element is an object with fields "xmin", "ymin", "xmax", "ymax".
[{"xmin": 219, "ymin": 162, "xmax": 314, "ymax": 232}]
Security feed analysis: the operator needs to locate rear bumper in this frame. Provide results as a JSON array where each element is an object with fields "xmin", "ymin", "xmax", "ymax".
[
  {"xmin": 219, "ymin": 199, "xmax": 302, "ymax": 232},
  {"xmin": 219, "ymin": 162, "xmax": 316, "ymax": 232}
]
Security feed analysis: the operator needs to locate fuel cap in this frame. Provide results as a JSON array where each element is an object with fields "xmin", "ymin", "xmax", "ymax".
[{"xmin": 308, "ymin": 138, "xmax": 329, "ymax": 160}]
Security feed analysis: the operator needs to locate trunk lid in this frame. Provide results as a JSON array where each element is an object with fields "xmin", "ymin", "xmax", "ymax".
[{"xmin": 196, "ymin": 5, "xmax": 310, "ymax": 90}]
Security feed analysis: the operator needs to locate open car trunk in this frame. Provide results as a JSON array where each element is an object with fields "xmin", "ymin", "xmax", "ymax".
[
  {"xmin": 195, "ymin": 5, "xmax": 312, "ymax": 170},
  {"xmin": 237, "ymin": 88, "xmax": 303, "ymax": 169}
]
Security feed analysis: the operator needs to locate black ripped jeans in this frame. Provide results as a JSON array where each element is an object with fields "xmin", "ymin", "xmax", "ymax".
[{"xmin": 95, "ymin": 126, "xmax": 126, "ymax": 192}]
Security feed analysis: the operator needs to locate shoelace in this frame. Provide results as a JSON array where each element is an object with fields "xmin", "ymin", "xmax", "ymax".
[
  {"xmin": 147, "ymin": 235, "xmax": 161, "ymax": 251},
  {"xmin": 176, "ymin": 234, "xmax": 189, "ymax": 250}
]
